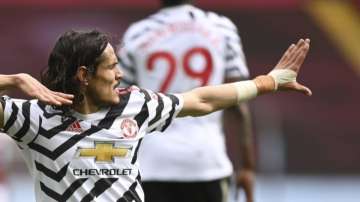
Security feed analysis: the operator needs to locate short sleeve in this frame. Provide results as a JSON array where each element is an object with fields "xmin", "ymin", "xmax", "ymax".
[
  {"xmin": 140, "ymin": 89, "xmax": 183, "ymax": 133},
  {"xmin": 224, "ymin": 35, "xmax": 250, "ymax": 80},
  {"xmin": 1, "ymin": 96, "xmax": 40, "ymax": 147},
  {"xmin": 221, "ymin": 19, "xmax": 250, "ymax": 80}
]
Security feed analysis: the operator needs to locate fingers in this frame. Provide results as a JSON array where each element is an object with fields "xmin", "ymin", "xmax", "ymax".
[
  {"xmin": 16, "ymin": 74, "xmax": 74, "ymax": 106},
  {"xmin": 277, "ymin": 43, "xmax": 296, "ymax": 66},
  {"xmin": 51, "ymin": 91, "xmax": 74, "ymax": 104},
  {"xmin": 279, "ymin": 82, "xmax": 312, "ymax": 96},
  {"xmin": 35, "ymin": 88, "xmax": 73, "ymax": 106},
  {"xmin": 42, "ymin": 92, "xmax": 62, "ymax": 106},
  {"xmin": 294, "ymin": 82, "xmax": 312, "ymax": 96},
  {"xmin": 274, "ymin": 38, "xmax": 310, "ymax": 71},
  {"xmin": 34, "ymin": 80, "xmax": 74, "ymax": 105},
  {"xmin": 292, "ymin": 39, "xmax": 310, "ymax": 71},
  {"xmin": 36, "ymin": 94, "xmax": 53, "ymax": 105},
  {"xmin": 47, "ymin": 91, "xmax": 73, "ymax": 106},
  {"xmin": 286, "ymin": 39, "xmax": 306, "ymax": 66},
  {"xmin": 53, "ymin": 92, "xmax": 74, "ymax": 99}
]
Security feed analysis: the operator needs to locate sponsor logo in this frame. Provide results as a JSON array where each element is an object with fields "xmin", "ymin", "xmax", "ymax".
[
  {"xmin": 66, "ymin": 121, "xmax": 83, "ymax": 133},
  {"xmin": 73, "ymin": 168, "xmax": 132, "ymax": 176},
  {"xmin": 77, "ymin": 142, "xmax": 132, "ymax": 163}
]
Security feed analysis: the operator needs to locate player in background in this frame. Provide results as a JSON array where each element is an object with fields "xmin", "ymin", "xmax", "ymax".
[{"xmin": 118, "ymin": 0, "xmax": 255, "ymax": 201}]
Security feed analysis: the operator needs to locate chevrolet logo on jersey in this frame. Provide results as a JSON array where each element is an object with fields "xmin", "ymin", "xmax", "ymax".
[{"xmin": 78, "ymin": 142, "xmax": 133, "ymax": 163}]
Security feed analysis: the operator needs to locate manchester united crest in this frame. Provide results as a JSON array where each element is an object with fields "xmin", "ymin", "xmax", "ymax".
[{"xmin": 120, "ymin": 119, "xmax": 139, "ymax": 138}]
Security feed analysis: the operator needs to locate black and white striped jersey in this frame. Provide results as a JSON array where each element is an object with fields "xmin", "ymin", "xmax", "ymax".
[
  {"xmin": 0, "ymin": 86, "xmax": 183, "ymax": 202},
  {"xmin": 118, "ymin": 5, "xmax": 249, "ymax": 181}
]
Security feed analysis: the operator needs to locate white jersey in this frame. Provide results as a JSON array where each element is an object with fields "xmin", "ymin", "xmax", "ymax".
[
  {"xmin": 0, "ymin": 87, "xmax": 183, "ymax": 202},
  {"xmin": 118, "ymin": 5, "xmax": 249, "ymax": 181}
]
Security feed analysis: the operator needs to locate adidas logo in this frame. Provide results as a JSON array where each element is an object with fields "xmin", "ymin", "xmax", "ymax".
[{"xmin": 66, "ymin": 121, "xmax": 83, "ymax": 133}]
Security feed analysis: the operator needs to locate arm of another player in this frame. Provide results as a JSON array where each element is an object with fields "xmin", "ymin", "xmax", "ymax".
[
  {"xmin": 178, "ymin": 38, "xmax": 311, "ymax": 117},
  {"xmin": 223, "ymin": 102, "xmax": 255, "ymax": 202},
  {"xmin": 223, "ymin": 76, "xmax": 255, "ymax": 201},
  {"xmin": 0, "ymin": 74, "xmax": 74, "ymax": 128},
  {"xmin": 221, "ymin": 25, "xmax": 255, "ymax": 202}
]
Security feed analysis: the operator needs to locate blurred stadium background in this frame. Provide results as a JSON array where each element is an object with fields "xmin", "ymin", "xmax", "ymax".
[{"xmin": 0, "ymin": 0, "xmax": 359, "ymax": 201}]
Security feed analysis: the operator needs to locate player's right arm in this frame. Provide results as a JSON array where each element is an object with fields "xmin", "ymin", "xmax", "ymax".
[
  {"xmin": 0, "ymin": 73, "xmax": 74, "ymax": 130},
  {"xmin": 0, "ymin": 74, "xmax": 74, "ymax": 130},
  {"xmin": 0, "ymin": 74, "xmax": 73, "ymax": 107}
]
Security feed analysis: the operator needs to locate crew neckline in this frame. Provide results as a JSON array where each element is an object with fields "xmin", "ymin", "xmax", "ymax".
[{"xmin": 70, "ymin": 107, "xmax": 110, "ymax": 121}]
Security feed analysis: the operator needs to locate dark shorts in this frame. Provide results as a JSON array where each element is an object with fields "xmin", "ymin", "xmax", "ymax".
[{"xmin": 142, "ymin": 178, "xmax": 230, "ymax": 202}]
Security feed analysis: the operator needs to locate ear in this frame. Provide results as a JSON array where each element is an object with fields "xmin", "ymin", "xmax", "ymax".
[{"xmin": 76, "ymin": 66, "xmax": 89, "ymax": 85}]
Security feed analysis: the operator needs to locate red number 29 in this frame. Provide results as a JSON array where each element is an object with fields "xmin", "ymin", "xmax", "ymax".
[{"xmin": 146, "ymin": 47, "xmax": 213, "ymax": 92}]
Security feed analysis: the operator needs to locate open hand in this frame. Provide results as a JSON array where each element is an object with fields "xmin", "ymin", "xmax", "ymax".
[
  {"xmin": 14, "ymin": 73, "xmax": 73, "ymax": 106},
  {"xmin": 269, "ymin": 39, "xmax": 312, "ymax": 96}
]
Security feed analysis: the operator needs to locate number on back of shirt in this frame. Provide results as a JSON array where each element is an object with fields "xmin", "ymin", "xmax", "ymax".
[{"xmin": 146, "ymin": 47, "xmax": 213, "ymax": 92}]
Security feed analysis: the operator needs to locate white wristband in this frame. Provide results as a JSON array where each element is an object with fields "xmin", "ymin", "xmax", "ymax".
[
  {"xmin": 268, "ymin": 69, "xmax": 297, "ymax": 90},
  {"xmin": 232, "ymin": 81, "xmax": 258, "ymax": 103}
]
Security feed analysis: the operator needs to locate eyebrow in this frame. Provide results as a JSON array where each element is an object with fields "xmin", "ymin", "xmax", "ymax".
[{"xmin": 108, "ymin": 62, "xmax": 119, "ymax": 67}]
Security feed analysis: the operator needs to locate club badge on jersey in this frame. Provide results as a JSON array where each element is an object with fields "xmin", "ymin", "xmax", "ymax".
[{"xmin": 121, "ymin": 118, "xmax": 139, "ymax": 138}]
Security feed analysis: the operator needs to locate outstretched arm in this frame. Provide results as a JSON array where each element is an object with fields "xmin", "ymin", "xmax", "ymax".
[
  {"xmin": 0, "ymin": 74, "xmax": 74, "ymax": 128},
  {"xmin": 178, "ymin": 39, "xmax": 311, "ymax": 117}
]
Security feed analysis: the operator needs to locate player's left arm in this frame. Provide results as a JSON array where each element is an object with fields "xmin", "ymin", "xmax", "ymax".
[{"xmin": 178, "ymin": 38, "xmax": 311, "ymax": 117}]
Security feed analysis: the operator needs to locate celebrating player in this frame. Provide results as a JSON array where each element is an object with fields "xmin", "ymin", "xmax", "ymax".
[{"xmin": 0, "ymin": 30, "xmax": 310, "ymax": 202}]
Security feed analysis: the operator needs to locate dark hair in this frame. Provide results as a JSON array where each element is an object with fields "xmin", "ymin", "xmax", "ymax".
[
  {"xmin": 161, "ymin": 0, "xmax": 191, "ymax": 7},
  {"xmin": 41, "ymin": 30, "xmax": 109, "ymax": 105}
]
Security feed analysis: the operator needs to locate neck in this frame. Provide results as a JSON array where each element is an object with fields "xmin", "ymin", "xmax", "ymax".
[{"xmin": 71, "ymin": 96, "xmax": 101, "ymax": 114}]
